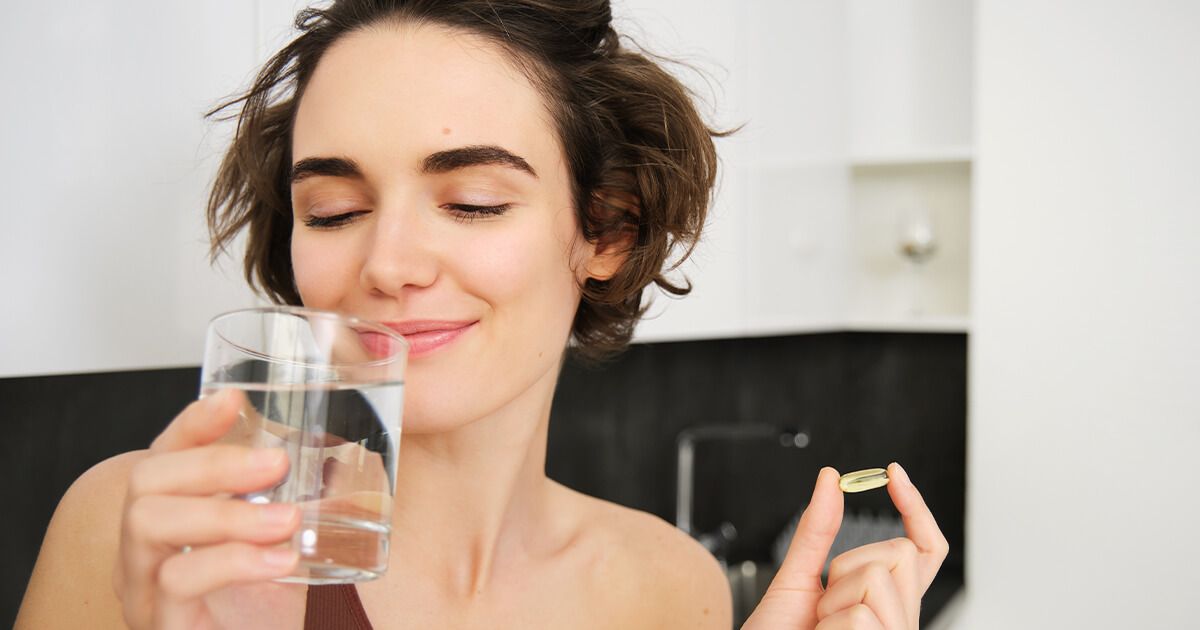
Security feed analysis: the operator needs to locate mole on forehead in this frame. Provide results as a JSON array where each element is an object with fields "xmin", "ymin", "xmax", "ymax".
[{"xmin": 442, "ymin": 127, "xmax": 452, "ymax": 135}]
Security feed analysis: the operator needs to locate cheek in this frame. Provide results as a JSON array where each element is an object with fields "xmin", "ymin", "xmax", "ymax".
[
  {"xmin": 290, "ymin": 232, "xmax": 360, "ymax": 308},
  {"xmin": 461, "ymin": 219, "xmax": 580, "ymax": 329}
]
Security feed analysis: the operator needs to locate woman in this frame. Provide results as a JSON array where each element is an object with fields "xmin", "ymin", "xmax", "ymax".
[{"xmin": 17, "ymin": 1, "xmax": 947, "ymax": 628}]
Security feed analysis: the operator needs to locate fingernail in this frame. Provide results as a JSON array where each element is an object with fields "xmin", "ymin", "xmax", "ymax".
[
  {"xmin": 259, "ymin": 503, "xmax": 297, "ymax": 527},
  {"xmin": 810, "ymin": 467, "xmax": 837, "ymax": 499},
  {"xmin": 261, "ymin": 548, "xmax": 298, "ymax": 568},
  {"xmin": 891, "ymin": 462, "xmax": 910, "ymax": 485},
  {"xmin": 210, "ymin": 388, "xmax": 236, "ymax": 406},
  {"xmin": 249, "ymin": 448, "xmax": 287, "ymax": 470},
  {"xmin": 819, "ymin": 467, "xmax": 840, "ymax": 485}
]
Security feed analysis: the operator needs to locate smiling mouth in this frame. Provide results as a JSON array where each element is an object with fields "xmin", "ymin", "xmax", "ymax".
[{"xmin": 384, "ymin": 321, "xmax": 477, "ymax": 358}]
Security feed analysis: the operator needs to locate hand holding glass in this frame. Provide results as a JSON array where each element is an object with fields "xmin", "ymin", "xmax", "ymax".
[{"xmin": 201, "ymin": 307, "xmax": 407, "ymax": 583}]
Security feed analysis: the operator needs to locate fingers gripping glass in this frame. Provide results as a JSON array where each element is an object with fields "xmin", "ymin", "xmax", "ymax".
[{"xmin": 200, "ymin": 306, "xmax": 408, "ymax": 584}]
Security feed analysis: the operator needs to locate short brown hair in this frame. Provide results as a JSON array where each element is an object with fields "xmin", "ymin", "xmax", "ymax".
[{"xmin": 207, "ymin": 0, "xmax": 724, "ymax": 362}]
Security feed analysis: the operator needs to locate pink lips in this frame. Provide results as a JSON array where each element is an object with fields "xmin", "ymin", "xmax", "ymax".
[{"xmin": 384, "ymin": 320, "xmax": 476, "ymax": 358}]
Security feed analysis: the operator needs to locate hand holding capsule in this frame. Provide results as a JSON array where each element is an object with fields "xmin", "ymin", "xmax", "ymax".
[{"xmin": 742, "ymin": 463, "xmax": 949, "ymax": 630}]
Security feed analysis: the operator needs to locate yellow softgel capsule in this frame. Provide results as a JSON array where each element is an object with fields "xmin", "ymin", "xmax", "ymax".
[{"xmin": 839, "ymin": 468, "xmax": 889, "ymax": 493}]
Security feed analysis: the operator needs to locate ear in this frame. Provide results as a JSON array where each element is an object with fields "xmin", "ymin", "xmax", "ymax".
[
  {"xmin": 584, "ymin": 235, "xmax": 632, "ymax": 281},
  {"xmin": 581, "ymin": 189, "xmax": 638, "ymax": 282}
]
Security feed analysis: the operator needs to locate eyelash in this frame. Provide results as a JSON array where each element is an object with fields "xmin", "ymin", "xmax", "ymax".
[
  {"xmin": 302, "ymin": 211, "xmax": 368, "ymax": 229},
  {"xmin": 301, "ymin": 204, "xmax": 511, "ymax": 229},
  {"xmin": 443, "ymin": 203, "xmax": 511, "ymax": 223}
]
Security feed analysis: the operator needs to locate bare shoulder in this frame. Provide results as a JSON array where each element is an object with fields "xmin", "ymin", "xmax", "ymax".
[
  {"xmin": 557, "ymin": 484, "xmax": 732, "ymax": 629},
  {"xmin": 15, "ymin": 450, "xmax": 149, "ymax": 630}
]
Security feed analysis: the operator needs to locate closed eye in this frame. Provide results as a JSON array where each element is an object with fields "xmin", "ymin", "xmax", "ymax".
[
  {"xmin": 441, "ymin": 203, "xmax": 512, "ymax": 223},
  {"xmin": 302, "ymin": 210, "xmax": 368, "ymax": 229}
]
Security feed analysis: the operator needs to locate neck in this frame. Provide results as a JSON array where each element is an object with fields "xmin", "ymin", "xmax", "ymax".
[{"xmin": 388, "ymin": 361, "xmax": 563, "ymax": 597}]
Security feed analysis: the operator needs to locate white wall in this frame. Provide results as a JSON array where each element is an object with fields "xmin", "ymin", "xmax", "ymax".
[{"xmin": 962, "ymin": 1, "xmax": 1200, "ymax": 627}]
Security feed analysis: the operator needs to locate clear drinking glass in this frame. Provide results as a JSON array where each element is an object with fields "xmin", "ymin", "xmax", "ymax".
[{"xmin": 200, "ymin": 306, "xmax": 407, "ymax": 584}]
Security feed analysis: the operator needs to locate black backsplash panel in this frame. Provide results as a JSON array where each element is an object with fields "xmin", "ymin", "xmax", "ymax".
[
  {"xmin": 1, "ymin": 366, "xmax": 201, "ymax": 629},
  {"xmin": 2, "ymin": 332, "xmax": 965, "ymax": 628},
  {"xmin": 549, "ymin": 332, "xmax": 965, "ymax": 563}
]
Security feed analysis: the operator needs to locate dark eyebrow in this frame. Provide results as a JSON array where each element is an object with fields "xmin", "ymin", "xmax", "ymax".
[
  {"xmin": 422, "ymin": 145, "xmax": 538, "ymax": 179},
  {"xmin": 290, "ymin": 157, "xmax": 363, "ymax": 184},
  {"xmin": 290, "ymin": 146, "xmax": 537, "ymax": 184}
]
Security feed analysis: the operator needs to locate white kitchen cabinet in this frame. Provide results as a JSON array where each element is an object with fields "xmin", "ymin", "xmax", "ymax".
[
  {"xmin": 636, "ymin": 0, "xmax": 975, "ymax": 342},
  {"xmin": 844, "ymin": 0, "xmax": 974, "ymax": 330},
  {"xmin": 847, "ymin": 0, "xmax": 974, "ymax": 157},
  {"xmin": 0, "ymin": 1, "xmax": 264, "ymax": 378},
  {"xmin": 739, "ymin": 1, "xmax": 850, "ymax": 336},
  {"xmin": 615, "ymin": 0, "xmax": 752, "ymax": 342},
  {"xmin": 632, "ymin": 0, "xmax": 854, "ymax": 342}
]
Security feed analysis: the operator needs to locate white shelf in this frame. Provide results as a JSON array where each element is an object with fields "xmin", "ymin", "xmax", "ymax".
[
  {"xmin": 631, "ymin": 317, "xmax": 970, "ymax": 344},
  {"xmin": 843, "ymin": 316, "xmax": 970, "ymax": 334},
  {"xmin": 849, "ymin": 146, "xmax": 974, "ymax": 168}
]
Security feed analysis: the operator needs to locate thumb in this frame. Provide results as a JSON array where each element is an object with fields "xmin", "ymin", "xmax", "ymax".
[{"xmin": 769, "ymin": 467, "xmax": 844, "ymax": 593}]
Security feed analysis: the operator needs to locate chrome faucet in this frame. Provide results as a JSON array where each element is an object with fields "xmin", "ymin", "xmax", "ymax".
[{"xmin": 675, "ymin": 424, "xmax": 811, "ymax": 561}]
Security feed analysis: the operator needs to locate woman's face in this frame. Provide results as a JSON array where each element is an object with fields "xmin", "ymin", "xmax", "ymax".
[{"xmin": 289, "ymin": 23, "xmax": 593, "ymax": 432}]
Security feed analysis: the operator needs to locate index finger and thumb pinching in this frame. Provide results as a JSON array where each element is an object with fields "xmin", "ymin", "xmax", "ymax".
[
  {"xmin": 150, "ymin": 389, "xmax": 247, "ymax": 453},
  {"xmin": 767, "ymin": 466, "xmax": 844, "ymax": 593}
]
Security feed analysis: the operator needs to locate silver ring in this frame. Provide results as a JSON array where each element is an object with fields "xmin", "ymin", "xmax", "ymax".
[{"xmin": 180, "ymin": 545, "xmax": 193, "ymax": 555}]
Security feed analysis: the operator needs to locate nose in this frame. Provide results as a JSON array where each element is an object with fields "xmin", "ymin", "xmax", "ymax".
[{"xmin": 359, "ymin": 204, "xmax": 438, "ymax": 297}]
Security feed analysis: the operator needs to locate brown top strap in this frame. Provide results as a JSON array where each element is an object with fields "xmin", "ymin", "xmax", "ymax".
[{"xmin": 304, "ymin": 584, "xmax": 375, "ymax": 630}]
